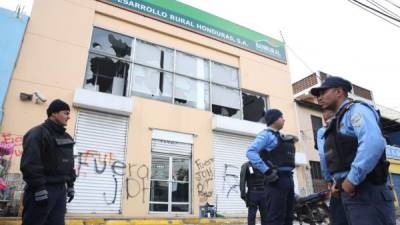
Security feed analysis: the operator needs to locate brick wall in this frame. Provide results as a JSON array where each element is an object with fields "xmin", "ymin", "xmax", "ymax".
[
  {"xmin": 353, "ymin": 84, "xmax": 373, "ymax": 100},
  {"xmin": 292, "ymin": 73, "xmax": 318, "ymax": 94}
]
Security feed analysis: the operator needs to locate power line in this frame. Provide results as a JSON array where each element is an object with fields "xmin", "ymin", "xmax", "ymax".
[
  {"xmin": 367, "ymin": 0, "xmax": 400, "ymax": 20},
  {"xmin": 350, "ymin": 0, "xmax": 400, "ymax": 22},
  {"xmin": 279, "ymin": 31, "xmax": 315, "ymax": 74},
  {"xmin": 382, "ymin": 0, "xmax": 400, "ymax": 8},
  {"xmin": 348, "ymin": 0, "xmax": 400, "ymax": 28},
  {"xmin": 371, "ymin": 0, "xmax": 400, "ymax": 18},
  {"xmin": 349, "ymin": 1, "xmax": 400, "ymax": 28}
]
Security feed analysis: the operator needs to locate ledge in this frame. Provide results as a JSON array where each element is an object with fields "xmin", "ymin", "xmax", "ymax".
[
  {"xmin": 73, "ymin": 88, "xmax": 133, "ymax": 116},
  {"xmin": 212, "ymin": 115, "xmax": 265, "ymax": 136}
]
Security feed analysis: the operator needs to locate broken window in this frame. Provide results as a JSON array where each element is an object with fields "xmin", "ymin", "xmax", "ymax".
[
  {"xmin": 210, "ymin": 62, "xmax": 241, "ymax": 118},
  {"xmin": 211, "ymin": 61, "xmax": 239, "ymax": 88},
  {"xmin": 135, "ymin": 40, "xmax": 174, "ymax": 71},
  {"xmin": 85, "ymin": 28, "xmax": 133, "ymax": 96},
  {"xmin": 176, "ymin": 51, "xmax": 209, "ymax": 80},
  {"xmin": 84, "ymin": 53, "xmax": 130, "ymax": 96},
  {"xmin": 131, "ymin": 65, "xmax": 173, "ymax": 102},
  {"xmin": 242, "ymin": 92, "xmax": 267, "ymax": 123},
  {"xmin": 174, "ymin": 75, "xmax": 209, "ymax": 110},
  {"xmin": 85, "ymin": 27, "xmax": 248, "ymax": 113},
  {"xmin": 90, "ymin": 27, "xmax": 132, "ymax": 60},
  {"xmin": 211, "ymin": 84, "xmax": 241, "ymax": 118}
]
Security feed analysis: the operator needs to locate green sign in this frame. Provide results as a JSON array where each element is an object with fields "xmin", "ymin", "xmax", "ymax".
[{"xmin": 101, "ymin": 0, "xmax": 287, "ymax": 63}]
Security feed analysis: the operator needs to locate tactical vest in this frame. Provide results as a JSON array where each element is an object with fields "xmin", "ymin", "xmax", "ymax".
[
  {"xmin": 246, "ymin": 164, "xmax": 265, "ymax": 189},
  {"xmin": 260, "ymin": 131, "xmax": 296, "ymax": 168},
  {"xmin": 54, "ymin": 137, "xmax": 75, "ymax": 176},
  {"xmin": 42, "ymin": 126, "xmax": 75, "ymax": 178},
  {"xmin": 323, "ymin": 100, "xmax": 389, "ymax": 184}
]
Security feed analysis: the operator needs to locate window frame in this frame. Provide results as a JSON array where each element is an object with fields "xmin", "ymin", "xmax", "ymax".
[
  {"xmin": 134, "ymin": 39, "xmax": 175, "ymax": 73},
  {"xmin": 130, "ymin": 63, "xmax": 174, "ymax": 102},
  {"xmin": 149, "ymin": 153, "xmax": 192, "ymax": 214},
  {"xmin": 175, "ymin": 50, "xmax": 210, "ymax": 81},
  {"xmin": 311, "ymin": 115, "xmax": 323, "ymax": 145},
  {"xmin": 241, "ymin": 90, "xmax": 269, "ymax": 123},
  {"xmin": 85, "ymin": 27, "xmax": 253, "ymax": 120},
  {"xmin": 89, "ymin": 26, "xmax": 134, "ymax": 61},
  {"xmin": 209, "ymin": 61, "xmax": 242, "ymax": 119},
  {"xmin": 173, "ymin": 74, "xmax": 210, "ymax": 110},
  {"xmin": 309, "ymin": 161, "xmax": 328, "ymax": 193},
  {"xmin": 84, "ymin": 51, "xmax": 132, "ymax": 96}
]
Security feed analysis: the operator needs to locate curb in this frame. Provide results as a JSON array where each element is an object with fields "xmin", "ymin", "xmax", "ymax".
[{"xmin": 0, "ymin": 218, "xmax": 249, "ymax": 225}]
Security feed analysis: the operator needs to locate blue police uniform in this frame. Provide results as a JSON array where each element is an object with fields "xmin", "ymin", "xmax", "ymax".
[
  {"xmin": 247, "ymin": 127, "xmax": 295, "ymax": 225},
  {"xmin": 311, "ymin": 76, "xmax": 395, "ymax": 225},
  {"xmin": 316, "ymin": 127, "xmax": 332, "ymax": 181},
  {"xmin": 317, "ymin": 127, "xmax": 348, "ymax": 225},
  {"xmin": 322, "ymin": 100, "xmax": 395, "ymax": 225}
]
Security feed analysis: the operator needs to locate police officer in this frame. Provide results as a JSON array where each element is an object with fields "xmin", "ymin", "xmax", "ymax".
[
  {"xmin": 316, "ymin": 109, "xmax": 348, "ymax": 225},
  {"xmin": 21, "ymin": 99, "xmax": 76, "ymax": 225},
  {"xmin": 247, "ymin": 109, "xmax": 297, "ymax": 225},
  {"xmin": 240, "ymin": 161, "xmax": 267, "ymax": 225},
  {"xmin": 311, "ymin": 76, "xmax": 395, "ymax": 225}
]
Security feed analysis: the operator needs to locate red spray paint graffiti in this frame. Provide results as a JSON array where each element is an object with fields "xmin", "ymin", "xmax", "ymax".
[{"xmin": 0, "ymin": 133, "xmax": 23, "ymax": 157}]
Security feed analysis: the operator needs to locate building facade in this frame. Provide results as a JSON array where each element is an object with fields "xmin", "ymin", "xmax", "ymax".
[{"xmin": 0, "ymin": 0, "xmax": 308, "ymax": 217}]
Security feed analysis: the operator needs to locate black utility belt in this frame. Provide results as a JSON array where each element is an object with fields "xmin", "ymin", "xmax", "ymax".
[
  {"xmin": 248, "ymin": 187, "xmax": 265, "ymax": 191},
  {"xmin": 334, "ymin": 176, "xmax": 386, "ymax": 189},
  {"xmin": 277, "ymin": 170, "xmax": 293, "ymax": 175}
]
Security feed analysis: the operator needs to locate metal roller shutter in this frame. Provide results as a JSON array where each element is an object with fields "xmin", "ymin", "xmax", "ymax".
[
  {"xmin": 213, "ymin": 132, "xmax": 253, "ymax": 215},
  {"xmin": 67, "ymin": 110, "xmax": 128, "ymax": 213},
  {"xmin": 152, "ymin": 139, "xmax": 192, "ymax": 156}
]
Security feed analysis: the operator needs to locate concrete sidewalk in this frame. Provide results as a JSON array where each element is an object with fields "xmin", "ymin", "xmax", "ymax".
[{"xmin": 0, "ymin": 217, "xmax": 250, "ymax": 225}]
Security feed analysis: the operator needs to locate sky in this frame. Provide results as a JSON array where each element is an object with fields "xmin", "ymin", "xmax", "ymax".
[
  {"xmin": 178, "ymin": 0, "xmax": 400, "ymax": 109},
  {"xmin": 0, "ymin": 0, "xmax": 33, "ymax": 14},
  {"xmin": 1, "ymin": 0, "xmax": 399, "ymax": 108}
]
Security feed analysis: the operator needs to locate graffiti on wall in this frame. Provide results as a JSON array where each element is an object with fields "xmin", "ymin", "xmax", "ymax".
[
  {"xmin": 0, "ymin": 132, "xmax": 23, "ymax": 189},
  {"xmin": 0, "ymin": 132, "xmax": 24, "ymax": 216},
  {"xmin": 125, "ymin": 163, "xmax": 149, "ymax": 204},
  {"xmin": 75, "ymin": 150, "xmax": 115, "ymax": 177},
  {"xmin": 74, "ymin": 150, "xmax": 150, "ymax": 204},
  {"xmin": 0, "ymin": 132, "xmax": 244, "ymax": 209},
  {"xmin": 0, "ymin": 141, "xmax": 14, "ymax": 191},
  {"xmin": 0, "ymin": 133, "xmax": 23, "ymax": 158},
  {"xmin": 223, "ymin": 164, "xmax": 240, "ymax": 198},
  {"xmin": 194, "ymin": 158, "xmax": 214, "ymax": 202},
  {"xmin": 77, "ymin": 153, "xmax": 218, "ymax": 205}
]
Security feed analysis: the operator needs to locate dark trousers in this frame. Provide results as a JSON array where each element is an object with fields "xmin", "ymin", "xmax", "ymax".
[
  {"xmin": 22, "ymin": 184, "xmax": 66, "ymax": 225},
  {"xmin": 247, "ymin": 190, "xmax": 268, "ymax": 225},
  {"xmin": 264, "ymin": 172, "xmax": 294, "ymax": 225},
  {"xmin": 341, "ymin": 181, "xmax": 395, "ymax": 225},
  {"xmin": 330, "ymin": 195, "xmax": 349, "ymax": 225}
]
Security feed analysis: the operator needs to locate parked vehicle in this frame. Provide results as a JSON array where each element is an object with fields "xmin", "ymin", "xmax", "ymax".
[{"xmin": 293, "ymin": 190, "xmax": 330, "ymax": 225}]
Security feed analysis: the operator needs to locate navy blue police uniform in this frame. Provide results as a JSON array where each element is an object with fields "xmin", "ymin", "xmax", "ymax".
[
  {"xmin": 317, "ymin": 127, "xmax": 348, "ymax": 225},
  {"xmin": 311, "ymin": 77, "xmax": 395, "ymax": 225},
  {"xmin": 247, "ymin": 109, "xmax": 297, "ymax": 225},
  {"xmin": 21, "ymin": 100, "xmax": 76, "ymax": 225},
  {"xmin": 240, "ymin": 161, "xmax": 267, "ymax": 225}
]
